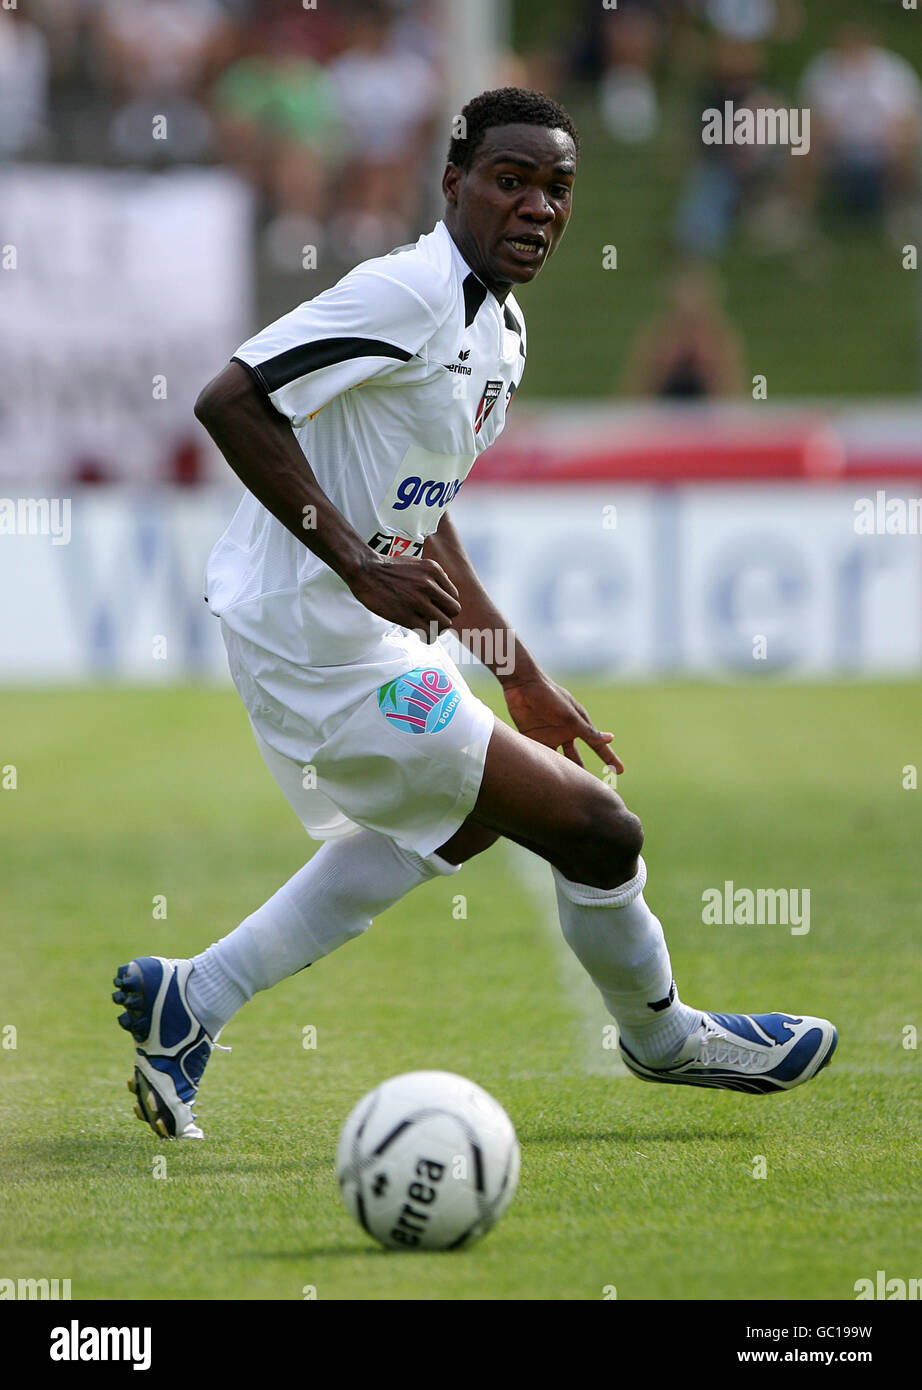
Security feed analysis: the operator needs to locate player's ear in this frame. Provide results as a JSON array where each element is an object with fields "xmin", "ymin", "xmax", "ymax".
[{"xmin": 442, "ymin": 162, "xmax": 461, "ymax": 205}]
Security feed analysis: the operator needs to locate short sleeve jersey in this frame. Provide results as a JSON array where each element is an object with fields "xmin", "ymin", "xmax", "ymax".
[{"xmin": 205, "ymin": 219, "xmax": 527, "ymax": 666}]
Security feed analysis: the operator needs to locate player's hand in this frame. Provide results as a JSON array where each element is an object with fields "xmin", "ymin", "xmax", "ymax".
[
  {"xmin": 502, "ymin": 672, "xmax": 624, "ymax": 773},
  {"xmin": 348, "ymin": 553, "xmax": 462, "ymax": 639}
]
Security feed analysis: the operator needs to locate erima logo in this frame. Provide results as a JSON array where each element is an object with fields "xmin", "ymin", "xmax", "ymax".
[
  {"xmin": 50, "ymin": 1321, "xmax": 151, "ymax": 1371},
  {"xmin": 447, "ymin": 347, "xmax": 472, "ymax": 375}
]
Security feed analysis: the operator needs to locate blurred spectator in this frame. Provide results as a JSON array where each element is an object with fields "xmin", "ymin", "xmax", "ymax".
[
  {"xmin": 234, "ymin": 0, "xmax": 347, "ymax": 63},
  {"xmin": 20, "ymin": 0, "xmax": 86, "ymax": 89},
  {"xmin": 389, "ymin": 0, "xmax": 446, "ymax": 69},
  {"xmin": 674, "ymin": 38, "xmax": 789, "ymax": 257},
  {"xmin": 94, "ymin": 0, "xmax": 233, "ymax": 162},
  {"xmin": 212, "ymin": 28, "xmax": 343, "ymax": 269},
  {"xmin": 620, "ymin": 265, "xmax": 746, "ymax": 398},
  {"xmin": 693, "ymin": 0, "xmax": 802, "ymax": 43},
  {"xmin": 568, "ymin": 0, "xmax": 674, "ymax": 87},
  {"xmin": 798, "ymin": 23, "xmax": 922, "ymax": 229},
  {"xmin": 95, "ymin": 0, "xmax": 231, "ymax": 96},
  {"xmin": 326, "ymin": 3, "xmax": 440, "ymax": 261},
  {"xmin": 599, "ymin": 3, "xmax": 666, "ymax": 144},
  {"xmin": 567, "ymin": 0, "xmax": 674, "ymax": 144},
  {"xmin": 0, "ymin": 6, "xmax": 51, "ymax": 159}
]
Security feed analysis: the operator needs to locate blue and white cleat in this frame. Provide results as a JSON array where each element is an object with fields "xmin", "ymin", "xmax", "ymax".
[
  {"xmin": 112, "ymin": 956, "xmax": 218, "ymax": 1140},
  {"xmin": 620, "ymin": 1011, "xmax": 837, "ymax": 1094}
]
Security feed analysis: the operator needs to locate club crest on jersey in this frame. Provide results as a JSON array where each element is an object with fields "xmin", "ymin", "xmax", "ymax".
[
  {"xmin": 377, "ymin": 667, "xmax": 460, "ymax": 734},
  {"xmin": 474, "ymin": 379, "xmax": 503, "ymax": 434}
]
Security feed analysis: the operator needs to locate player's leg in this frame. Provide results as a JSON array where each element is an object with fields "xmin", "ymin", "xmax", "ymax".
[
  {"xmin": 114, "ymin": 827, "xmax": 461, "ymax": 1139},
  {"xmin": 180, "ymin": 805, "xmax": 505, "ymax": 1061},
  {"xmin": 453, "ymin": 717, "xmax": 837, "ymax": 1093},
  {"xmin": 434, "ymin": 818, "xmax": 500, "ymax": 865},
  {"xmin": 452, "ymin": 717, "xmax": 695, "ymax": 1063},
  {"xmin": 113, "ymin": 627, "xmax": 499, "ymax": 1139},
  {"xmin": 434, "ymin": 713, "xmax": 642, "ymax": 880},
  {"xmin": 460, "ymin": 717, "xmax": 642, "ymax": 886},
  {"xmin": 184, "ymin": 829, "xmax": 461, "ymax": 1032}
]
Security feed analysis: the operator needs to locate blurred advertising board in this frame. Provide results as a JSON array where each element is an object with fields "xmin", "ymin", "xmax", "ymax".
[
  {"xmin": 0, "ymin": 166, "xmax": 252, "ymax": 485},
  {"xmin": 1, "ymin": 467, "xmax": 919, "ymax": 681}
]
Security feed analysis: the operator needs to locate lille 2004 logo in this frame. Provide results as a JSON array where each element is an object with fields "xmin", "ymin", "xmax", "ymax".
[{"xmin": 378, "ymin": 667, "xmax": 460, "ymax": 734}]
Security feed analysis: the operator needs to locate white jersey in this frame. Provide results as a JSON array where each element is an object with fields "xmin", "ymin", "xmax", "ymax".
[{"xmin": 205, "ymin": 218, "xmax": 527, "ymax": 667}]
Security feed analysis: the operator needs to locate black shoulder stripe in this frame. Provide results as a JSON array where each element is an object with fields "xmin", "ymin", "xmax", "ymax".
[
  {"xmin": 502, "ymin": 304, "xmax": 526, "ymax": 358},
  {"xmin": 230, "ymin": 355, "xmax": 271, "ymax": 392},
  {"xmin": 239, "ymin": 336, "xmax": 413, "ymax": 394},
  {"xmin": 463, "ymin": 272, "xmax": 488, "ymax": 328}
]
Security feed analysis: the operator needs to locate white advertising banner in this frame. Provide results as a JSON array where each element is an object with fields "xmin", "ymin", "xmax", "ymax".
[
  {"xmin": 0, "ymin": 484, "xmax": 919, "ymax": 682},
  {"xmin": 0, "ymin": 166, "xmax": 252, "ymax": 484}
]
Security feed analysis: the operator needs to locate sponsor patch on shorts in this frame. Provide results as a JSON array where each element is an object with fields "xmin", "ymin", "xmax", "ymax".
[{"xmin": 377, "ymin": 667, "xmax": 460, "ymax": 734}]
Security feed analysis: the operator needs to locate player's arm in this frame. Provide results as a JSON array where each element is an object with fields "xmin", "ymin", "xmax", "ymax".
[
  {"xmin": 195, "ymin": 361, "xmax": 461, "ymax": 635},
  {"xmin": 424, "ymin": 513, "xmax": 623, "ymax": 772},
  {"xmin": 423, "ymin": 511, "xmax": 536, "ymax": 684}
]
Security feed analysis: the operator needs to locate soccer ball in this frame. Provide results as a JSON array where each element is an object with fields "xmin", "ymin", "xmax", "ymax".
[{"xmin": 336, "ymin": 1070, "xmax": 520, "ymax": 1251}]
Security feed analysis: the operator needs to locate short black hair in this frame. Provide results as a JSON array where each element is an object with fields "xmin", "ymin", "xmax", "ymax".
[{"xmin": 447, "ymin": 87, "xmax": 580, "ymax": 170}]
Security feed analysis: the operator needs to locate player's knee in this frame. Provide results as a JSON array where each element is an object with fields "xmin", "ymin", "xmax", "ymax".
[
  {"xmin": 592, "ymin": 799, "xmax": 644, "ymax": 888},
  {"xmin": 558, "ymin": 791, "xmax": 643, "ymax": 889}
]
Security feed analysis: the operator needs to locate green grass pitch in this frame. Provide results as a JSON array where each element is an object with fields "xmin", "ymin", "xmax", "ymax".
[{"xmin": 1, "ymin": 681, "xmax": 919, "ymax": 1301}]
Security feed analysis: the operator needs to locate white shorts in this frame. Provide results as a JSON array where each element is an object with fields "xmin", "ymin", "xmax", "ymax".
[{"xmin": 221, "ymin": 621, "xmax": 495, "ymax": 858}]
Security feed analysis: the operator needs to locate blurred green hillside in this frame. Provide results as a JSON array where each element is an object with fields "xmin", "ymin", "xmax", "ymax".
[{"xmin": 510, "ymin": 0, "xmax": 921, "ymax": 399}]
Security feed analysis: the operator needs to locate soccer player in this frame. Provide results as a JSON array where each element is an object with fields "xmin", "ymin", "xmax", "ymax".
[{"xmin": 113, "ymin": 88, "xmax": 836, "ymax": 1140}]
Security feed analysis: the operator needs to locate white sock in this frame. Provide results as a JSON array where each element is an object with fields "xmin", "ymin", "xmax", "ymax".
[
  {"xmin": 186, "ymin": 829, "xmax": 458, "ymax": 1037},
  {"xmin": 552, "ymin": 856, "xmax": 701, "ymax": 1065}
]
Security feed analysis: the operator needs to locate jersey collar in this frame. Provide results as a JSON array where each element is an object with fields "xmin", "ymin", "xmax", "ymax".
[{"xmin": 437, "ymin": 220, "xmax": 498, "ymax": 327}]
